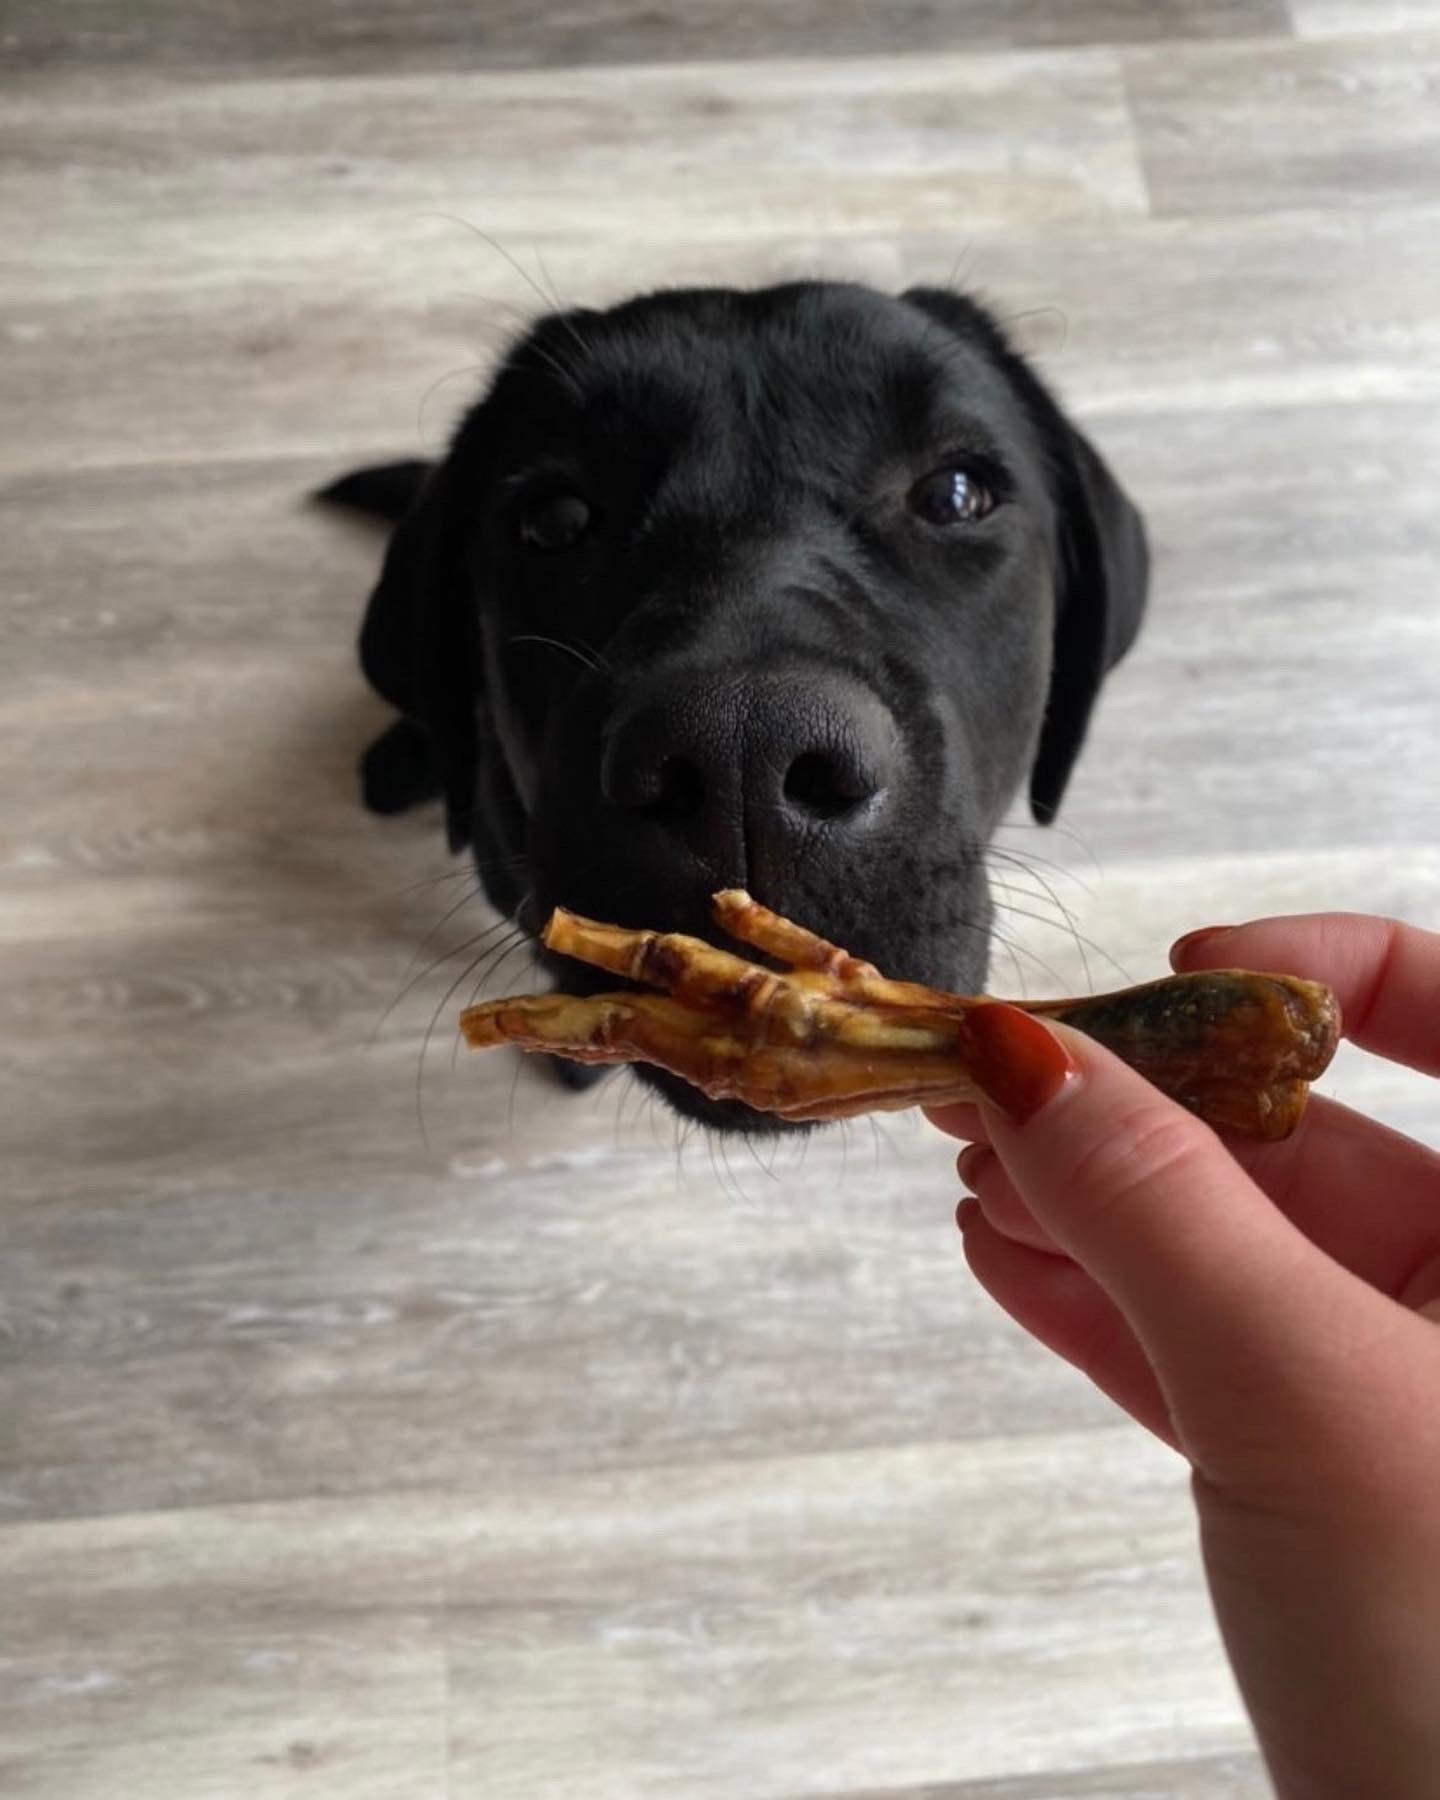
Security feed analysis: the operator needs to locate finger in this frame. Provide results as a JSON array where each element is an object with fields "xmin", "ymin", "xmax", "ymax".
[
  {"xmin": 924, "ymin": 1101, "xmax": 990, "ymax": 1144},
  {"xmin": 1219, "ymin": 1095, "xmax": 1440, "ymax": 1300},
  {"xmin": 1173, "ymin": 913, "xmax": 1440, "ymax": 1076},
  {"xmin": 957, "ymin": 1201, "xmax": 1177, "ymax": 1446},
  {"xmin": 1408, "ymin": 1250, "xmax": 1440, "ymax": 1318},
  {"xmin": 958, "ymin": 1145, "xmax": 1060, "ymax": 1254},
  {"xmin": 968, "ymin": 1093, "xmax": 1440, "ymax": 1303},
  {"xmin": 962, "ymin": 1004, "xmax": 1406, "ymax": 1463}
]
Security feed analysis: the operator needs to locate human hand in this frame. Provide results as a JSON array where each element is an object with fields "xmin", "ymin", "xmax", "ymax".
[{"xmin": 927, "ymin": 915, "xmax": 1440, "ymax": 1799}]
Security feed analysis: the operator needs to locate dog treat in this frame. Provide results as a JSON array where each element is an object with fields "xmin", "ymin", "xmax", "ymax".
[{"xmin": 459, "ymin": 890, "xmax": 1340, "ymax": 1140}]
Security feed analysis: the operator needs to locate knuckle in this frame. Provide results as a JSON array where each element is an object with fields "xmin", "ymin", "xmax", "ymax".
[{"xmin": 1061, "ymin": 1100, "xmax": 1209, "ymax": 1229}]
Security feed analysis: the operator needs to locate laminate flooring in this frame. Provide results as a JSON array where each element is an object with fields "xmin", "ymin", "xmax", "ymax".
[{"xmin": 3, "ymin": 5, "xmax": 1438, "ymax": 1795}]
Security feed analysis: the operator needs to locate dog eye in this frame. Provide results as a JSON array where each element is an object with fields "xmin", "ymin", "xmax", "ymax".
[
  {"xmin": 518, "ymin": 492, "xmax": 593, "ymax": 552},
  {"xmin": 907, "ymin": 466, "xmax": 995, "ymax": 527}
]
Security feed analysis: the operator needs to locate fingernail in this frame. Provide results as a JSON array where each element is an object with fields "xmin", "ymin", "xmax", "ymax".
[
  {"xmin": 963, "ymin": 1004, "xmax": 1077, "ymax": 1126},
  {"xmin": 1171, "ymin": 924, "xmax": 1234, "ymax": 964}
]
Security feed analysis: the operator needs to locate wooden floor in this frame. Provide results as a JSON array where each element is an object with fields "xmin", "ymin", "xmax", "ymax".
[{"xmin": 4, "ymin": 3, "xmax": 1439, "ymax": 1795}]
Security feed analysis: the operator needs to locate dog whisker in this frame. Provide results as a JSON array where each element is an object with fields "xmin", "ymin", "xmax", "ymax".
[
  {"xmin": 533, "ymin": 247, "xmax": 571, "ymax": 319},
  {"xmin": 971, "ymin": 913, "xmax": 1071, "ymax": 994},
  {"xmin": 459, "ymin": 287, "xmax": 588, "ymax": 398},
  {"xmin": 992, "ymin": 814, "xmax": 1105, "ymax": 877},
  {"xmin": 703, "ymin": 1128, "xmax": 727, "ymax": 1202},
  {"xmin": 450, "ymin": 936, "xmax": 540, "ymax": 1072},
  {"xmin": 991, "ymin": 897, "xmax": 1132, "ymax": 992},
  {"xmin": 370, "ymin": 911, "xmax": 515, "ymax": 1052},
  {"xmin": 395, "ymin": 878, "xmax": 490, "ymax": 992},
  {"xmin": 984, "ymin": 847, "xmax": 1094, "ymax": 898},
  {"xmin": 993, "ymin": 937, "xmax": 1029, "ymax": 996},
  {"xmin": 647, "ymin": 1087, "xmax": 675, "ymax": 1157},
  {"xmin": 796, "ymin": 1125, "xmax": 811, "ymax": 1178},
  {"xmin": 505, "ymin": 633, "xmax": 611, "ymax": 676},
  {"xmin": 993, "ymin": 862, "xmax": 1124, "ymax": 992},
  {"xmin": 506, "ymin": 324, "xmax": 589, "ymax": 396},
  {"xmin": 992, "ymin": 304, "xmax": 1070, "ymax": 355},
  {"xmin": 673, "ymin": 1105, "xmax": 689, "ymax": 1190},
  {"xmin": 416, "ymin": 925, "xmax": 520, "ymax": 1084},
  {"xmin": 981, "ymin": 838, "xmax": 1096, "ymax": 891},
  {"xmin": 944, "ymin": 240, "xmax": 978, "ymax": 291},
  {"xmin": 720, "ymin": 1133, "xmax": 763, "ymax": 1213},
  {"xmin": 428, "ymin": 216, "xmax": 579, "ymax": 338},
  {"xmin": 417, "ymin": 358, "xmax": 498, "ymax": 448},
  {"xmin": 984, "ymin": 878, "xmax": 1092, "ymax": 989},
  {"xmin": 740, "ymin": 1130, "xmax": 781, "ymax": 1185},
  {"xmin": 415, "ymin": 902, "xmax": 532, "ymax": 1144},
  {"xmin": 455, "ymin": 928, "xmax": 534, "ymax": 1021},
  {"xmin": 384, "ymin": 867, "xmax": 481, "ymax": 899}
]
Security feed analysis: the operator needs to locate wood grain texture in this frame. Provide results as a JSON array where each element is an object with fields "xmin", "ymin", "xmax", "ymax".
[
  {"xmin": 1127, "ymin": 30, "xmax": 1440, "ymax": 216},
  {"xmin": 4, "ymin": 6, "xmax": 1440, "ymax": 1795},
  {"xmin": 1047, "ymin": 399, "xmax": 1440, "ymax": 860},
  {"xmin": 834, "ymin": 1750, "xmax": 1271, "ymax": 1798},
  {"xmin": 10, "ymin": 201, "xmax": 1440, "ymax": 475},
  {"xmin": 441, "ymin": 1433, "xmax": 1248, "ymax": 1797},
  {"xmin": 0, "ymin": 1496, "xmax": 449, "ymax": 1799},
  {"xmin": 4, "ymin": 0, "xmax": 1292, "ymax": 76},
  {"xmin": 1292, "ymin": 0, "xmax": 1440, "ymax": 33},
  {"xmin": 3, "ymin": 54, "xmax": 1147, "ymax": 273},
  {"xmin": 0, "ymin": 1433, "xmax": 1251, "ymax": 1798}
]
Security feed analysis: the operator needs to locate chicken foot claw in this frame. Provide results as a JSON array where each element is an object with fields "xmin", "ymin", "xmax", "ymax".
[{"xmin": 459, "ymin": 891, "xmax": 1340, "ymax": 1140}]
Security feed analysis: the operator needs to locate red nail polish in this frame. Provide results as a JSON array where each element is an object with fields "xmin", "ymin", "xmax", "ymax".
[
  {"xmin": 963, "ymin": 1004, "xmax": 1077, "ymax": 1126},
  {"xmin": 1171, "ymin": 924, "xmax": 1233, "ymax": 965}
]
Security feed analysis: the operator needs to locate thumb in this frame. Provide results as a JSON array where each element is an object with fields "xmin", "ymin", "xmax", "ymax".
[{"xmin": 961, "ymin": 1004, "xmax": 1408, "ymax": 1472}]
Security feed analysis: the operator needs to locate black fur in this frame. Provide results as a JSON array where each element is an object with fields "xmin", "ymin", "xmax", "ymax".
[
  {"xmin": 317, "ymin": 459, "xmax": 430, "ymax": 526},
  {"xmin": 321, "ymin": 282, "xmax": 1147, "ymax": 1129}
]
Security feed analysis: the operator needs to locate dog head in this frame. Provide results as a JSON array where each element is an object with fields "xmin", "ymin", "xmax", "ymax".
[{"xmin": 359, "ymin": 282, "xmax": 1147, "ymax": 1126}]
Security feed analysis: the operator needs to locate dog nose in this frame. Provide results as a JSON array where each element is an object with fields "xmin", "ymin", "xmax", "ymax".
[{"xmin": 601, "ymin": 671, "xmax": 899, "ymax": 870}]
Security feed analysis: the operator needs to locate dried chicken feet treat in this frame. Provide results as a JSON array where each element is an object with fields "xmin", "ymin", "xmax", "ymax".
[{"xmin": 460, "ymin": 890, "xmax": 1340, "ymax": 1140}]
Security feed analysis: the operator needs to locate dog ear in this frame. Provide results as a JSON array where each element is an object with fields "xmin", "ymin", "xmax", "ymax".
[
  {"xmin": 1015, "ymin": 380, "xmax": 1149, "ymax": 825},
  {"xmin": 901, "ymin": 288, "xmax": 1149, "ymax": 823},
  {"xmin": 357, "ymin": 456, "xmax": 479, "ymax": 852}
]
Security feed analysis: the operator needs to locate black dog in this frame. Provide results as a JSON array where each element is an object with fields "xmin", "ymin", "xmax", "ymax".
[{"xmin": 321, "ymin": 282, "xmax": 1147, "ymax": 1129}]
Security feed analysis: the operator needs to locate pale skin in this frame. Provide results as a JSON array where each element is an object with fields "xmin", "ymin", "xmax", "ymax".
[{"xmin": 926, "ymin": 914, "xmax": 1440, "ymax": 1800}]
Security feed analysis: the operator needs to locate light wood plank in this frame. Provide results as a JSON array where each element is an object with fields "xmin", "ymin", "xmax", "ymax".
[
  {"xmin": 0, "ymin": 1498, "xmax": 447, "ymax": 1799},
  {"xmin": 4, "ymin": 0, "xmax": 1291, "ymax": 76},
  {"xmin": 0, "ymin": 1434, "xmax": 1251, "ymax": 1798},
  {"xmin": 1127, "ymin": 31, "xmax": 1440, "ymax": 216},
  {"xmin": 1292, "ymin": 1, "xmax": 1440, "ymax": 33},
  {"xmin": 439, "ymin": 1432, "xmax": 1248, "ymax": 1797},
  {"xmin": 0, "ymin": 1042, "xmax": 1115, "ymax": 1518},
  {"xmin": 1050, "ymin": 399, "xmax": 1440, "ymax": 861},
  {"xmin": 2, "ymin": 55, "xmax": 1146, "ymax": 281},
  {"xmin": 832, "ymin": 1750, "xmax": 1271, "ymax": 1798}
]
